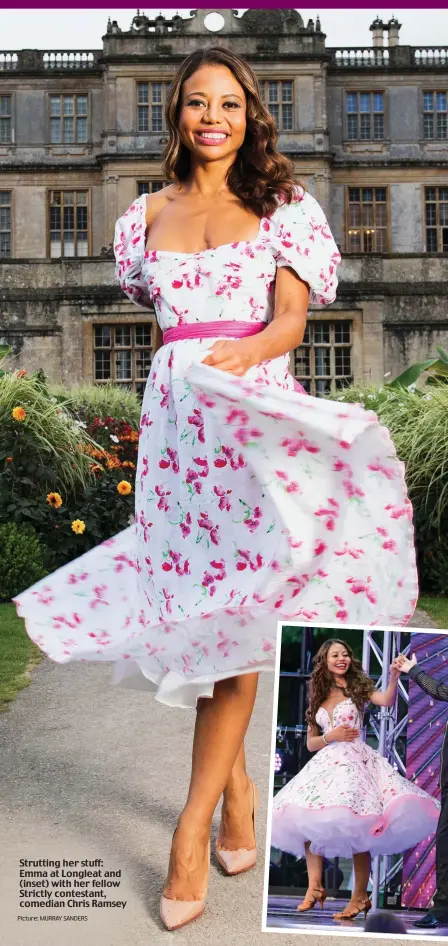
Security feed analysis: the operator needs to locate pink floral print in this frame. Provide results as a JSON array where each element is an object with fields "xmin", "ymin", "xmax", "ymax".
[
  {"xmin": 13, "ymin": 186, "xmax": 418, "ymax": 709},
  {"xmin": 271, "ymin": 698, "xmax": 440, "ymax": 859}
]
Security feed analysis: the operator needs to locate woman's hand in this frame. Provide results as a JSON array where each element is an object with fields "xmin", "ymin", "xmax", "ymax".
[
  {"xmin": 201, "ymin": 339, "xmax": 256, "ymax": 376},
  {"xmin": 396, "ymin": 653, "xmax": 417, "ymax": 673},
  {"xmin": 330, "ymin": 724, "xmax": 360, "ymax": 743},
  {"xmin": 389, "ymin": 659, "xmax": 403, "ymax": 680}
]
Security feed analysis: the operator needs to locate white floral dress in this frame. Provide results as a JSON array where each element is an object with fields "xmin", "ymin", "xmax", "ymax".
[
  {"xmin": 14, "ymin": 186, "xmax": 418, "ymax": 708},
  {"xmin": 271, "ymin": 698, "xmax": 440, "ymax": 857}
]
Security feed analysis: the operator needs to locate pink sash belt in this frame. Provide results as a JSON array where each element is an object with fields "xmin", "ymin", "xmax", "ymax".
[{"xmin": 162, "ymin": 320, "xmax": 266, "ymax": 345}]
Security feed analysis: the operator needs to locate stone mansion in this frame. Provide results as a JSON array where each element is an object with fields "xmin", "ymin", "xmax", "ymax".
[{"xmin": 0, "ymin": 8, "xmax": 447, "ymax": 396}]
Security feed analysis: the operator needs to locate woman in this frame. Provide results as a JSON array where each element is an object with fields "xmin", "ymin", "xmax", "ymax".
[
  {"xmin": 14, "ymin": 48, "xmax": 417, "ymax": 931},
  {"xmin": 271, "ymin": 639, "xmax": 440, "ymax": 921}
]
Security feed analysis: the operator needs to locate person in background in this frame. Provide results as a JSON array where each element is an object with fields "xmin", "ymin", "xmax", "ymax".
[{"xmin": 397, "ymin": 652, "xmax": 448, "ymax": 930}]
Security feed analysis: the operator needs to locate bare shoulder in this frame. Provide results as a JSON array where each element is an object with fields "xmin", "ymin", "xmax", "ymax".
[{"xmin": 144, "ymin": 183, "xmax": 179, "ymax": 228}]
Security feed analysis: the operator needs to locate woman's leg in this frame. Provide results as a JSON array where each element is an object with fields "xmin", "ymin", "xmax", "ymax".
[
  {"xmin": 163, "ymin": 673, "xmax": 259, "ymax": 900},
  {"xmin": 304, "ymin": 841, "xmax": 325, "ymax": 891},
  {"xmin": 352, "ymin": 852, "xmax": 371, "ymax": 900},
  {"xmin": 334, "ymin": 851, "xmax": 371, "ymax": 917},
  {"xmin": 218, "ymin": 742, "xmax": 256, "ymax": 851}
]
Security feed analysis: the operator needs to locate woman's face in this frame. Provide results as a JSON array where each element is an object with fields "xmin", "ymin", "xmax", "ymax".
[
  {"xmin": 326, "ymin": 643, "xmax": 351, "ymax": 679},
  {"xmin": 177, "ymin": 63, "xmax": 247, "ymax": 164}
]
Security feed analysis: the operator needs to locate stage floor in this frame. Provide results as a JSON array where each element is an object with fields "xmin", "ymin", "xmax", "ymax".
[{"xmin": 267, "ymin": 895, "xmax": 448, "ymax": 936}]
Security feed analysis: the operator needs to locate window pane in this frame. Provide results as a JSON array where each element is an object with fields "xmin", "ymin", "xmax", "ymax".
[
  {"xmin": 362, "ymin": 204, "xmax": 374, "ymax": 227},
  {"xmin": 360, "ymin": 114, "xmax": 371, "ymax": 140},
  {"xmin": 346, "ymin": 93, "xmax": 357, "ymax": 113},
  {"xmin": 294, "ymin": 347, "xmax": 310, "ymax": 376},
  {"xmin": 135, "ymin": 325, "xmax": 151, "ymax": 346},
  {"xmin": 426, "ymin": 228, "xmax": 437, "ymax": 251},
  {"xmin": 138, "ymin": 107, "xmax": 149, "ymax": 132},
  {"xmin": 77, "ymin": 192, "xmax": 88, "ymax": 205},
  {"xmin": 94, "ymin": 325, "xmax": 111, "ymax": 347},
  {"xmin": 315, "ymin": 348, "xmax": 330, "ymax": 375},
  {"xmin": 436, "ymin": 92, "xmax": 447, "ymax": 112},
  {"xmin": 423, "ymin": 91, "xmax": 434, "ymax": 112},
  {"xmin": 115, "ymin": 326, "xmax": 131, "ymax": 347},
  {"xmin": 375, "ymin": 188, "xmax": 386, "ymax": 203},
  {"xmin": 359, "ymin": 93, "xmax": 371, "ymax": 113},
  {"xmin": 347, "ymin": 114, "xmax": 357, "ymax": 139},
  {"xmin": 334, "ymin": 322, "xmax": 351, "ymax": 344},
  {"xmin": 439, "ymin": 188, "xmax": 448, "ymax": 201},
  {"xmin": 0, "ymin": 207, "xmax": 11, "ymax": 229},
  {"xmin": 50, "ymin": 118, "xmax": 61, "ymax": 143},
  {"xmin": 376, "ymin": 203, "xmax": 387, "ymax": 227},
  {"xmin": 364, "ymin": 230, "xmax": 374, "ymax": 252},
  {"xmin": 151, "ymin": 106, "xmax": 162, "ymax": 132},
  {"xmin": 0, "ymin": 118, "xmax": 11, "ymax": 144},
  {"xmin": 135, "ymin": 349, "xmax": 152, "ymax": 378},
  {"xmin": 50, "ymin": 96, "xmax": 61, "ymax": 117},
  {"xmin": 349, "ymin": 187, "xmax": 360, "ymax": 203},
  {"xmin": 436, "ymin": 115, "xmax": 447, "ymax": 139},
  {"xmin": 362, "ymin": 188, "xmax": 374, "ymax": 203},
  {"xmin": 426, "ymin": 187, "xmax": 437, "ymax": 202},
  {"xmin": 138, "ymin": 83, "xmax": 148, "ymax": 104},
  {"xmin": 442, "ymin": 228, "xmax": 448, "ymax": 252},
  {"xmin": 63, "ymin": 117, "xmax": 74, "ymax": 142},
  {"xmin": 348, "ymin": 230, "xmax": 361, "ymax": 252},
  {"xmin": 426, "ymin": 203, "xmax": 437, "ymax": 226},
  {"xmin": 423, "ymin": 114, "xmax": 434, "ymax": 139},
  {"xmin": 77, "ymin": 95, "xmax": 88, "ymax": 116},
  {"xmin": 152, "ymin": 83, "xmax": 162, "ymax": 103},
  {"xmin": 268, "ymin": 82, "xmax": 278, "ymax": 103},
  {"xmin": 313, "ymin": 323, "xmax": 330, "ymax": 344},
  {"xmin": 0, "ymin": 232, "xmax": 11, "ymax": 258},
  {"xmin": 281, "ymin": 104, "xmax": 293, "ymax": 131},
  {"xmin": 373, "ymin": 92, "xmax": 384, "ymax": 112},
  {"xmin": 373, "ymin": 114, "xmax": 384, "ymax": 139},
  {"xmin": 270, "ymin": 103, "xmax": 279, "ymax": 125},
  {"xmin": 439, "ymin": 203, "xmax": 448, "ymax": 226},
  {"xmin": 282, "ymin": 81, "xmax": 293, "ymax": 103},
  {"xmin": 348, "ymin": 205, "xmax": 361, "ymax": 228},
  {"xmin": 77, "ymin": 117, "xmax": 87, "ymax": 142},
  {"xmin": 95, "ymin": 351, "xmax": 111, "ymax": 380},
  {"xmin": 115, "ymin": 350, "xmax": 132, "ymax": 380},
  {"xmin": 375, "ymin": 228, "xmax": 386, "ymax": 252},
  {"xmin": 63, "ymin": 96, "xmax": 74, "ymax": 116},
  {"xmin": 316, "ymin": 379, "xmax": 331, "ymax": 395},
  {"xmin": 335, "ymin": 349, "xmax": 351, "ymax": 376},
  {"xmin": 0, "ymin": 95, "xmax": 11, "ymax": 116},
  {"xmin": 0, "ymin": 191, "xmax": 11, "ymax": 206}
]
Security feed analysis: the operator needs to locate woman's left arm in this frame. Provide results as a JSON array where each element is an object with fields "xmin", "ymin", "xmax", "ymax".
[
  {"xmin": 369, "ymin": 664, "xmax": 401, "ymax": 707},
  {"xmin": 201, "ymin": 268, "xmax": 310, "ymax": 375}
]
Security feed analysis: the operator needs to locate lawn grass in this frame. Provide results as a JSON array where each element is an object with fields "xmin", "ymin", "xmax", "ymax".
[
  {"xmin": 0, "ymin": 603, "xmax": 44, "ymax": 711},
  {"xmin": 418, "ymin": 596, "xmax": 448, "ymax": 631}
]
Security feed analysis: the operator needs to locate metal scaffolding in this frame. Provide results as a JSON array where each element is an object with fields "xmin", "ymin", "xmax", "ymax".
[{"xmin": 361, "ymin": 629, "xmax": 411, "ymax": 910}]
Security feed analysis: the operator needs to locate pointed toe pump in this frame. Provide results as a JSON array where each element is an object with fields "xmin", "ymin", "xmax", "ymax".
[
  {"xmin": 215, "ymin": 778, "xmax": 260, "ymax": 876},
  {"xmin": 160, "ymin": 839, "xmax": 210, "ymax": 932}
]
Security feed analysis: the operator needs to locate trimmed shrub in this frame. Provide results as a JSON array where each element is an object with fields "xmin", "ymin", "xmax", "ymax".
[{"xmin": 0, "ymin": 522, "xmax": 47, "ymax": 601}]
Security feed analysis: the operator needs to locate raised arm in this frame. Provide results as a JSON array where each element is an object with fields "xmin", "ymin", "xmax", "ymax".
[
  {"xmin": 397, "ymin": 653, "xmax": 448, "ymax": 702},
  {"xmin": 369, "ymin": 662, "xmax": 401, "ymax": 707}
]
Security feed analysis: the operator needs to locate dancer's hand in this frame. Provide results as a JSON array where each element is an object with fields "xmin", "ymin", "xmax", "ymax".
[
  {"xmin": 396, "ymin": 653, "xmax": 417, "ymax": 673},
  {"xmin": 331, "ymin": 724, "xmax": 360, "ymax": 743},
  {"xmin": 201, "ymin": 339, "xmax": 255, "ymax": 376},
  {"xmin": 390, "ymin": 659, "xmax": 402, "ymax": 679}
]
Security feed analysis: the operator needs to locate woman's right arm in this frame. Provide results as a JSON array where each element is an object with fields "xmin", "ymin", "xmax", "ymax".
[{"xmin": 306, "ymin": 723, "xmax": 360, "ymax": 752}]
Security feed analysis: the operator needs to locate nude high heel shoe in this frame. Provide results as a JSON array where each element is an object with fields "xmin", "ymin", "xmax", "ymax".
[
  {"xmin": 297, "ymin": 887, "xmax": 327, "ymax": 913},
  {"xmin": 215, "ymin": 778, "xmax": 260, "ymax": 876},
  {"xmin": 160, "ymin": 837, "xmax": 210, "ymax": 931}
]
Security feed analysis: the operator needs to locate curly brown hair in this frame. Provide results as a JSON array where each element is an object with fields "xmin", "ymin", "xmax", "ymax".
[
  {"xmin": 305, "ymin": 639, "xmax": 376, "ymax": 728},
  {"xmin": 162, "ymin": 46, "xmax": 299, "ymax": 218}
]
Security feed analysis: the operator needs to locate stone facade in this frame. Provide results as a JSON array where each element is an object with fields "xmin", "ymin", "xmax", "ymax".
[{"xmin": 0, "ymin": 9, "xmax": 447, "ymax": 392}]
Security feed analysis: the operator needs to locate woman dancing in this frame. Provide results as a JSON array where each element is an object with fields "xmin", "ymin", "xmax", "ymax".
[
  {"xmin": 271, "ymin": 639, "xmax": 440, "ymax": 920},
  {"xmin": 15, "ymin": 47, "xmax": 417, "ymax": 931}
]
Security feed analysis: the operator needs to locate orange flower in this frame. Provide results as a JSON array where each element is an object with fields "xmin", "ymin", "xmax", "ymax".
[
  {"xmin": 12, "ymin": 406, "xmax": 26, "ymax": 422},
  {"xmin": 16, "ymin": 369, "xmax": 27, "ymax": 378},
  {"xmin": 91, "ymin": 464, "xmax": 103, "ymax": 474},
  {"xmin": 47, "ymin": 492, "xmax": 63, "ymax": 508},
  {"xmin": 71, "ymin": 519, "xmax": 86, "ymax": 534},
  {"xmin": 106, "ymin": 456, "xmax": 121, "ymax": 470},
  {"xmin": 6, "ymin": 457, "xmax": 13, "ymax": 463},
  {"xmin": 117, "ymin": 480, "xmax": 132, "ymax": 496},
  {"xmin": 122, "ymin": 461, "xmax": 136, "ymax": 469}
]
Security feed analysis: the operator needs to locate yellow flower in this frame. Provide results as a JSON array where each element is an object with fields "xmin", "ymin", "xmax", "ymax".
[
  {"xmin": 117, "ymin": 480, "xmax": 132, "ymax": 496},
  {"xmin": 12, "ymin": 406, "xmax": 26, "ymax": 422},
  {"xmin": 71, "ymin": 519, "xmax": 86, "ymax": 534},
  {"xmin": 47, "ymin": 492, "xmax": 63, "ymax": 509}
]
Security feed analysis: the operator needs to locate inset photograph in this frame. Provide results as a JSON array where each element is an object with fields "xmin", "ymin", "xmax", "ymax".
[{"xmin": 263, "ymin": 623, "xmax": 448, "ymax": 938}]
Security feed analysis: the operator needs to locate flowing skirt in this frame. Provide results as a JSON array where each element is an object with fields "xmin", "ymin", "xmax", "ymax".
[
  {"xmin": 13, "ymin": 345, "xmax": 418, "ymax": 709},
  {"xmin": 271, "ymin": 739, "xmax": 440, "ymax": 857}
]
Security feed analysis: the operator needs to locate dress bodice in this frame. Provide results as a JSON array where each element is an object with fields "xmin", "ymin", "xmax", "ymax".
[
  {"xmin": 114, "ymin": 186, "xmax": 341, "ymax": 332},
  {"xmin": 316, "ymin": 697, "xmax": 363, "ymax": 734}
]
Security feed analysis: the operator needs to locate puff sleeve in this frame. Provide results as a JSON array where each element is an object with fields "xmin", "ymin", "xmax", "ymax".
[
  {"xmin": 114, "ymin": 194, "xmax": 152, "ymax": 309},
  {"xmin": 270, "ymin": 186, "xmax": 341, "ymax": 305}
]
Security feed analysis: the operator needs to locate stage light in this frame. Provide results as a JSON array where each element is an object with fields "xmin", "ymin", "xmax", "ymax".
[{"xmin": 275, "ymin": 751, "xmax": 284, "ymax": 773}]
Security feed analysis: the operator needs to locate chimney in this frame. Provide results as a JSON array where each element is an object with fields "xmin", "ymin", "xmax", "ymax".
[
  {"xmin": 387, "ymin": 16, "xmax": 401, "ymax": 47},
  {"xmin": 369, "ymin": 16, "xmax": 384, "ymax": 48}
]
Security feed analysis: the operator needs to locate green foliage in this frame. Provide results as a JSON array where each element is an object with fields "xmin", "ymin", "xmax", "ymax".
[
  {"xmin": 388, "ymin": 345, "xmax": 448, "ymax": 390},
  {"xmin": 62, "ymin": 381, "xmax": 142, "ymax": 427},
  {"xmin": 0, "ymin": 523, "xmax": 47, "ymax": 602},
  {"xmin": 0, "ymin": 368, "xmax": 139, "ymax": 572}
]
